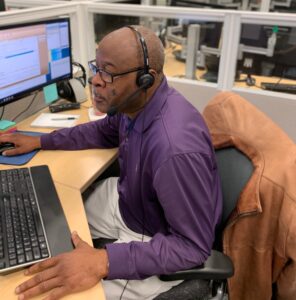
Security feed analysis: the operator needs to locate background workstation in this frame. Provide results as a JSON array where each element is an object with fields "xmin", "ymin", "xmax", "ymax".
[
  {"xmin": 0, "ymin": 1, "xmax": 296, "ymax": 299},
  {"xmin": 1, "ymin": 0, "xmax": 296, "ymax": 141}
]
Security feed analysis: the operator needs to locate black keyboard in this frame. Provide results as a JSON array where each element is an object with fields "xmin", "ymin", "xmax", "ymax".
[
  {"xmin": 261, "ymin": 82, "xmax": 296, "ymax": 94},
  {"xmin": 0, "ymin": 168, "xmax": 50, "ymax": 273}
]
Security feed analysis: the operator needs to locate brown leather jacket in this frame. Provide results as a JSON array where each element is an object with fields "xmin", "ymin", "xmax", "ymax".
[{"xmin": 203, "ymin": 92, "xmax": 296, "ymax": 300}]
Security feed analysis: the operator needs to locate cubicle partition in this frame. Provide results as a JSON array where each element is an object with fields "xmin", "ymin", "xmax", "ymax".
[{"xmin": 1, "ymin": 1, "xmax": 296, "ymax": 140}]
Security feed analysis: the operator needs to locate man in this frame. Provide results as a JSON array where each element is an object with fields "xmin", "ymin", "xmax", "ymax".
[{"xmin": 0, "ymin": 26, "xmax": 222, "ymax": 300}]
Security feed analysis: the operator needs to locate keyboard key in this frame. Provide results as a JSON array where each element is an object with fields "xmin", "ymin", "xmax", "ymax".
[
  {"xmin": 17, "ymin": 254, "xmax": 25, "ymax": 264},
  {"xmin": 17, "ymin": 248, "xmax": 24, "ymax": 255},
  {"xmin": 9, "ymin": 253, "xmax": 16, "ymax": 260},
  {"xmin": 32, "ymin": 241, "xmax": 38, "ymax": 247},
  {"xmin": 33, "ymin": 247, "xmax": 41, "ymax": 260},
  {"xmin": 40, "ymin": 242, "xmax": 47, "ymax": 249},
  {"xmin": 32, "ymin": 208, "xmax": 44, "ymax": 237},
  {"xmin": 10, "ymin": 259, "xmax": 17, "ymax": 266},
  {"xmin": 25, "ymin": 251, "xmax": 33, "ymax": 262},
  {"xmin": 41, "ymin": 249, "xmax": 49, "ymax": 258},
  {"xmin": 8, "ymin": 248, "xmax": 16, "ymax": 254}
]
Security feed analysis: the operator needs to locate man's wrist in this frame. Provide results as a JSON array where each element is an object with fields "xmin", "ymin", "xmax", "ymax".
[
  {"xmin": 35, "ymin": 136, "xmax": 42, "ymax": 149},
  {"xmin": 98, "ymin": 249, "xmax": 109, "ymax": 279}
]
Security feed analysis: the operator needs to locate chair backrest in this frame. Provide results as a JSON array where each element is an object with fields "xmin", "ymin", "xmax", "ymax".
[{"xmin": 213, "ymin": 147, "xmax": 253, "ymax": 250}]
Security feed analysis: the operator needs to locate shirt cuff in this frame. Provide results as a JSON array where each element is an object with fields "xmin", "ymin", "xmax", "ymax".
[
  {"xmin": 105, "ymin": 242, "xmax": 135, "ymax": 280},
  {"xmin": 40, "ymin": 133, "xmax": 54, "ymax": 149}
]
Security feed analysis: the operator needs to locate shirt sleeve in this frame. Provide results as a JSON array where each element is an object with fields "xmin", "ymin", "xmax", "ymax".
[
  {"xmin": 40, "ymin": 115, "xmax": 121, "ymax": 150},
  {"xmin": 106, "ymin": 152, "xmax": 222, "ymax": 279}
]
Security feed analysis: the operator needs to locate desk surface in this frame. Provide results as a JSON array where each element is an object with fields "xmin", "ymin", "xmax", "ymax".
[
  {"xmin": 16, "ymin": 103, "xmax": 117, "ymax": 192},
  {"xmin": 0, "ymin": 101, "xmax": 113, "ymax": 300}
]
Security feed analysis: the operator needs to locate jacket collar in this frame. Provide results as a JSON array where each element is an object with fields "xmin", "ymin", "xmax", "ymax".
[{"xmin": 203, "ymin": 92, "xmax": 265, "ymax": 217}]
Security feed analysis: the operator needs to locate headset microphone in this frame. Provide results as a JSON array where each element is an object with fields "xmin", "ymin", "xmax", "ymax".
[{"xmin": 107, "ymin": 80, "xmax": 151, "ymax": 117}]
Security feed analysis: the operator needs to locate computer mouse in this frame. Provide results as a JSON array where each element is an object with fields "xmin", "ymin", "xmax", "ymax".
[{"xmin": 0, "ymin": 142, "xmax": 15, "ymax": 154}]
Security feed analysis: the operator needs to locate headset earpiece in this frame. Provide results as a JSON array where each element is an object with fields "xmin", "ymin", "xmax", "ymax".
[
  {"xmin": 136, "ymin": 70, "xmax": 155, "ymax": 88},
  {"xmin": 72, "ymin": 62, "xmax": 87, "ymax": 87},
  {"xmin": 57, "ymin": 80, "xmax": 74, "ymax": 100}
]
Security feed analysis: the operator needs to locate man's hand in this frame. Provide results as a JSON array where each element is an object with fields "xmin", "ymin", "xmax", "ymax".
[
  {"xmin": 15, "ymin": 232, "xmax": 109, "ymax": 300},
  {"xmin": 0, "ymin": 133, "xmax": 41, "ymax": 156}
]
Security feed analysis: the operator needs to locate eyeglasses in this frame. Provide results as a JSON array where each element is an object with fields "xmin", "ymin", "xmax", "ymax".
[{"xmin": 88, "ymin": 60, "xmax": 144, "ymax": 84}]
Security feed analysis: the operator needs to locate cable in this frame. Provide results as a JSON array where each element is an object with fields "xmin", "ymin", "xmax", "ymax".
[
  {"xmin": 140, "ymin": 90, "xmax": 148, "ymax": 242},
  {"xmin": 0, "ymin": 106, "xmax": 5, "ymax": 120},
  {"xmin": 119, "ymin": 91, "xmax": 148, "ymax": 300},
  {"xmin": 119, "ymin": 280, "xmax": 129, "ymax": 300},
  {"xmin": 12, "ymin": 92, "xmax": 39, "ymax": 122}
]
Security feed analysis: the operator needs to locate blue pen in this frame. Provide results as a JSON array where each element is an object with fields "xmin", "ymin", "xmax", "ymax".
[{"xmin": 51, "ymin": 117, "xmax": 77, "ymax": 120}]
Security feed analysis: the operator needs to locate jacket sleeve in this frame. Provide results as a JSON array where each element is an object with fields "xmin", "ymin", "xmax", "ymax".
[
  {"xmin": 276, "ymin": 196, "xmax": 296, "ymax": 300},
  {"xmin": 40, "ymin": 115, "xmax": 121, "ymax": 150}
]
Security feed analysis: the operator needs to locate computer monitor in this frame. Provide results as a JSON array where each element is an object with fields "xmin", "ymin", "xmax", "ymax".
[
  {"xmin": 0, "ymin": 18, "xmax": 72, "ymax": 107},
  {"xmin": 238, "ymin": 24, "xmax": 296, "ymax": 79},
  {"xmin": 237, "ymin": 24, "xmax": 271, "ymax": 76},
  {"xmin": 171, "ymin": 21, "xmax": 222, "ymax": 58},
  {"xmin": 240, "ymin": 24, "xmax": 269, "ymax": 48},
  {"xmin": 272, "ymin": 27, "xmax": 296, "ymax": 79},
  {"xmin": 0, "ymin": 0, "xmax": 6, "ymax": 11}
]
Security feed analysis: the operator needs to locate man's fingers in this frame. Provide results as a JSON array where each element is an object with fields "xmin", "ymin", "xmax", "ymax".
[
  {"xmin": 16, "ymin": 277, "xmax": 62, "ymax": 300},
  {"xmin": 16, "ymin": 266, "xmax": 58, "ymax": 294},
  {"xmin": 0, "ymin": 133, "xmax": 15, "ymax": 143},
  {"xmin": 44, "ymin": 286, "xmax": 69, "ymax": 300},
  {"xmin": 71, "ymin": 231, "xmax": 84, "ymax": 248},
  {"xmin": 2, "ymin": 148, "xmax": 20, "ymax": 156},
  {"xmin": 25, "ymin": 257, "xmax": 57, "ymax": 275}
]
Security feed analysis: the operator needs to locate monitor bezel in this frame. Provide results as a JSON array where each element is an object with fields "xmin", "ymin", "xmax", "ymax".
[{"xmin": 0, "ymin": 17, "xmax": 73, "ymax": 107}]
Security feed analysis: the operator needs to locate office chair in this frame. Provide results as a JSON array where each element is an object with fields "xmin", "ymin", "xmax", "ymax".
[
  {"xmin": 92, "ymin": 147, "xmax": 253, "ymax": 300},
  {"xmin": 155, "ymin": 147, "xmax": 253, "ymax": 300}
]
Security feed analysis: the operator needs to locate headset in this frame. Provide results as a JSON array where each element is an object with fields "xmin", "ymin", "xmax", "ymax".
[
  {"xmin": 57, "ymin": 61, "xmax": 87, "ymax": 102},
  {"xmin": 107, "ymin": 26, "xmax": 155, "ymax": 117}
]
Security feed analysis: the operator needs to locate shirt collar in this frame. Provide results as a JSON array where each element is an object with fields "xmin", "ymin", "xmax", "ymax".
[{"xmin": 131, "ymin": 77, "xmax": 169, "ymax": 133}]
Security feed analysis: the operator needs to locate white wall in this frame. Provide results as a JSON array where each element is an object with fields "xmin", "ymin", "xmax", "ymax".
[{"xmin": 168, "ymin": 77, "xmax": 296, "ymax": 142}]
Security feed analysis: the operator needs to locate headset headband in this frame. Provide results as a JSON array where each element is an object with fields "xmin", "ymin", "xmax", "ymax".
[{"xmin": 126, "ymin": 26, "xmax": 150, "ymax": 75}]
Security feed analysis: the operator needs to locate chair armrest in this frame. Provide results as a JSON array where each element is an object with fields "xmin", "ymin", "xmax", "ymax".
[{"xmin": 159, "ymin": 250, "xmax": 234, "ymax": 281}]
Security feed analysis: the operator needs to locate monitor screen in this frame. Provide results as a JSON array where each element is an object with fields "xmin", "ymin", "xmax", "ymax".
[
  {"xmin": 273, "ymin": 27, "xmax": 296, "ymax": 73},
  {"xmin": 240, "ymin": 24, "xmax": 269, "ymax": 48},
  {"xmin": 0, "ymin": 0, "xmax": 5, "ymax": 12},
  {"xmin": 0, "ymin": 18, "xmax": 72, "ymax": 106}
]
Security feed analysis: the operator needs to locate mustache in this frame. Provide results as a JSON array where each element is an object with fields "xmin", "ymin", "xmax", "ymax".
[{"xmin": 91, "ymin": 88, "xmax": 105, "ymax": 100}]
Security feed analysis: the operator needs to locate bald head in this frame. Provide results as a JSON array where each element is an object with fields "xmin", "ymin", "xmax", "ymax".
[
  {"xmin": 93, "ymin": 26, "xmax": 165, "ymax": 118},
  {"xmin": 99, "ymin": 25, "xmax": 164, "ymax": 76}
]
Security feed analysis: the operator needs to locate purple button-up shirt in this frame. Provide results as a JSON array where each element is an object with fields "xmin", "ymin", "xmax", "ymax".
[{"xmin": 41, "ymin": 78, "xmax": 222, "ymax": 280}]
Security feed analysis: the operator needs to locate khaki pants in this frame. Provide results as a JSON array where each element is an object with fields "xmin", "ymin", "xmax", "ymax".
[{"xmin": 83, "ymin": 177, "xmax": 181, "ymax": 300}]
